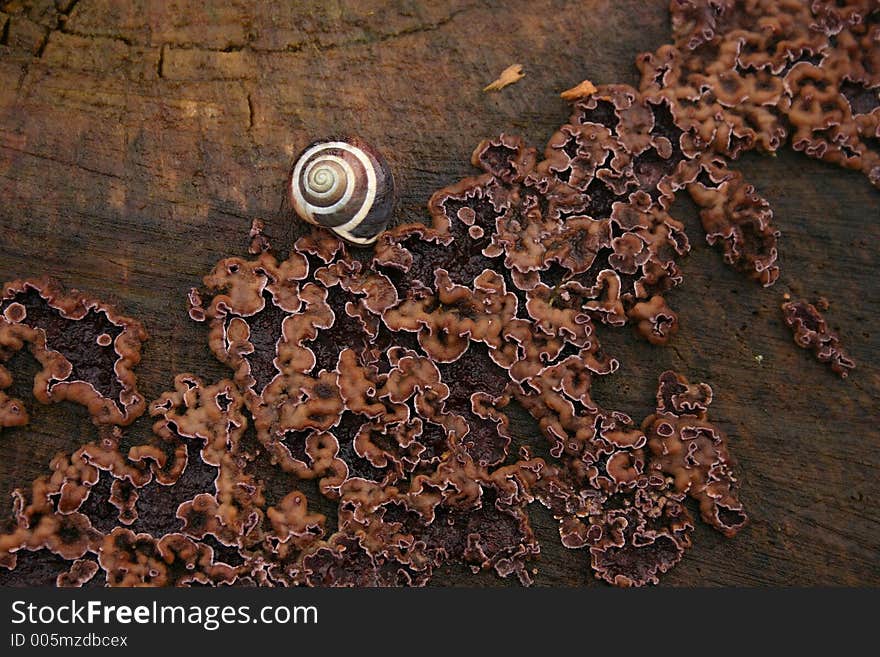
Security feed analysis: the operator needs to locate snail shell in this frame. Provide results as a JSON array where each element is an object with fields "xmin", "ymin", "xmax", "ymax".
[{"xmin": 289, "ymin": 137, "xmax": 395, "ymax": 246}]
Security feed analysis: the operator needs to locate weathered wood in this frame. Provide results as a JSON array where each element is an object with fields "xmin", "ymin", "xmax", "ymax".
[{"xmin": 0, "ymin": 0, "xmax": 877, "ymax": 586}]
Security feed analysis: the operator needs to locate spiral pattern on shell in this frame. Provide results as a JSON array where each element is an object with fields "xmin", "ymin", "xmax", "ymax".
[{"xmin": 289, "ymin": 138, "xmax": 395, "ymax": 246}]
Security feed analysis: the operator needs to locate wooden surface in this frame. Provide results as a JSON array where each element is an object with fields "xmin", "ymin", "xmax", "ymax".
[{"xmin": 0, "ymin": 0, "xmax": 878, "ymax": 586}]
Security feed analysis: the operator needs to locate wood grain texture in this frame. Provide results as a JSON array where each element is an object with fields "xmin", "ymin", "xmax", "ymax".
[{"xmin": 0, "ymin": 0, "xmax": 877, "ymax": 586}]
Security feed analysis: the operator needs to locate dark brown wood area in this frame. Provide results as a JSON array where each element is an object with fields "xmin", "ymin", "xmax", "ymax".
[{"xmin": 0, "ymin": 0, "xmax": 877, "ymax": 586}]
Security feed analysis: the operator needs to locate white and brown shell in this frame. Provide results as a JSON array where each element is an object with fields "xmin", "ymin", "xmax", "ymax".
[{"xmin": 288, "ymin": 137, "xmax": 395, "ymax": 246}]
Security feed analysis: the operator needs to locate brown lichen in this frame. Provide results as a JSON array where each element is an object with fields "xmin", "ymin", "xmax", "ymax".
[
  {"xmin": 56, "ymin": 558, "xmax": 99, "ymax": 587},
  {"xmin": 0, "ymin": 278, "xmax": 148, "ymax": 426},
  {"xmin": 644, "ymin": 371, "xmax": 747, "ymax": 537},
  {"xmin": 637, "ymin": 0, "xmax": 880, "ymax": 187},
  {"xmin": 782, "ymin": 299, "xmax": 855, "ymax": 377}
]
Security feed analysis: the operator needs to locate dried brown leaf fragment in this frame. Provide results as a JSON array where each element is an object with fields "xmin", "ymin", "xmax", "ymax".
[{"xmin": 484, "ymin": 64, "xmax": 525, "ymax": 92}]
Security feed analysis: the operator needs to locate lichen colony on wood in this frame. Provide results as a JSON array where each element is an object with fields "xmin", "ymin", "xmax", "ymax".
[
  {"xmin": 1, "ymin": 0, "xmax": 870, "ymax": 586},
  {"xmin": 0, "ymin": 83, "xmax": 753, "ymax": 586}
]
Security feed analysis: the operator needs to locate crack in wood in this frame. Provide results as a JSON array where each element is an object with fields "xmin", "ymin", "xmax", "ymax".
[
  {"xmin": 56, "ymin": 27, "xmax": 135, "ymax": 46},
  {"xmin": 34, "ymin": 27, "xmax": 49, "ymax": 58},
  {"xmin": 9, "ymin": 1, "xmax": 476, "ymax": 74},
  {"xmin": 333, "ymin": 4, "xmax": 477, "ymax": 51},
  {"xmin": 30, "ymin": 0, "xmax": 83, "ymax": 59},
  {"xmin": 60, "ymin": 0, "xmax": 81, "ymax": 19},
  {"xmin": 139, "ymin": 4, "xmax": 476, "ymax": 56},
  {"xmin": 157, "ymin": 43, "xmax": 165, "ymax": 78},
  {"xmin": 0, "ymin": 143, "xmax": 126, "ymax": 181}
]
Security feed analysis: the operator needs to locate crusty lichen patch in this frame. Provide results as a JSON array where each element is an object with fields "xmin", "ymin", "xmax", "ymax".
[
  {"xmin": 637, "ymin": 0, "xmax": 880, "ymax": 187},
  {"xmin": 0, "ymin": 278, "xmax": 148, "ymax": 428},
  {"xmin": 782, "ymin": 299, "xmax": 855, "ymax": 378}
]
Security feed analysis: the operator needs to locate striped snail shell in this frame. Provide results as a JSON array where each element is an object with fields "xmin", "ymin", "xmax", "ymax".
[{"xmin": 289, "ymin": 137, "xmax": 395, "ymax": 246}]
